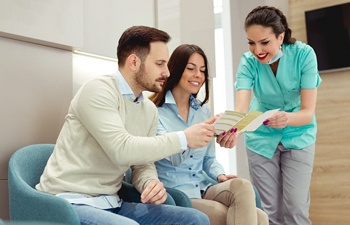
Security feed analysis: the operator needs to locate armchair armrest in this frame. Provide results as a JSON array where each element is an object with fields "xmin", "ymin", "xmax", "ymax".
[
  {"xmin": 165, "ymin": 187, "xmax": 193, "ymax": 208},
  {"xmin": 119, "ymin": 181, "xmax": 177, "ymax": 205},
  {"xmin": 8, "ymin": 181, "xmax": 80, "ymax": 224}
]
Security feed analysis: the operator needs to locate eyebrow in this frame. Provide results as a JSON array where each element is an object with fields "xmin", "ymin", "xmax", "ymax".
[
  {"xmin": 247, "ymin": 38, "xmax": 269, "ymax": 43},
  {"xmin": 187, "ymin": 62, "xmax": 206, "ymax": 68}
]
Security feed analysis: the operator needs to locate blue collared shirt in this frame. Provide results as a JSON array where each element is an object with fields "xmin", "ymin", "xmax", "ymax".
[
  {"xmin": 155, "ymin": 91, "xmax": 225, "ymax": 199},
  {"xmin": 115, "ymin": 71, "xmax": 144, "ymax": 103},
  {"xmin": 115, "ymin": 71, "xmax": 187, "ymax": 150}
]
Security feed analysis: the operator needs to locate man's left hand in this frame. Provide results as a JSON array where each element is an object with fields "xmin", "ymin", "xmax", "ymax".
[{"xmin": 140, "ymin": 179, "xmax": 167, "ymax": 204}]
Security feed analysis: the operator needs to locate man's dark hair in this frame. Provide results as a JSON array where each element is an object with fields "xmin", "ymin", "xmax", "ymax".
[{"xmin": 117, "ymin": 26, "xmax": 171, "ymax": 67}]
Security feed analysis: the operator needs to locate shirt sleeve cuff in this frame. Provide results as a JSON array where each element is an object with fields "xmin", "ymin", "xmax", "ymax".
[{"xmin": 176, "ymin": 131, "xmax": 187, "ymax": 150}]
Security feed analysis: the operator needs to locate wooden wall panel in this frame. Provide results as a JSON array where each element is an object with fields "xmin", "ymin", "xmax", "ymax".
[{"xmin": 289, "ymin": 0, "xmax": 350, "ymax": 224}]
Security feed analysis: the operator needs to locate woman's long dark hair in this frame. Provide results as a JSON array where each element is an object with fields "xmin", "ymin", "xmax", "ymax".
[
  {"xmin": 245, "ymin": 6, "xmax": 296, "ymax": 44},
  {"xmin": 150, "ymin": 44, "xmax": 210, "ymax": 107}
]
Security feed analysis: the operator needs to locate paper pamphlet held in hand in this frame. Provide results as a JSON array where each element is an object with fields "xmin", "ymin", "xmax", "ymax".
[{"xmin": 213, "ymin": 108, "xmax": 280, "ymax": 135}]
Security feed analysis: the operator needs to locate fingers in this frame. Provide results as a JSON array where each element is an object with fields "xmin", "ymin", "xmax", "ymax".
[
  {"xmin": 203, "ymin": 115, "xmax": 218, "ymax": 124},
  {"xmin": 263, "ymin": 111, "xmax": 288, "ymax": 128},
  {"xmin": 217, "ymin": 174, "xmax": 238, "ymax": 183},
  {"xmin": 147, "ymin": 188, "xmax": 167, "ymax": 204},
  {"xmin": 225, "ymin": 174, "xmax": 238, "ymax": 179},
  {"xmin": 216, "ymin": 128, "xmax": 239, "ymax": 148},
  {"xmin": 199, "ymin": 123, "xmax": 215, "ymax": 142},
  {"xmin": 185, "ymin": 123, "xmax": 216, "ymax": 149},
  {"xmin": 217, "ymin": 174, "xmax": 228, "ymax": 182},
  {"xmin": 141, "ymin": 180, "xmax": 167, "ymax": 204},
  {"xmin": 203, "ymin": 113, "xmax": 223, "ymax": 125}
]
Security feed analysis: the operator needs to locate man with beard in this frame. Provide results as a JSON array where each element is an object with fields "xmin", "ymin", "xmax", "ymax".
[{"xmin": 36, "ymin": 26, "xmax": 214, "ymax": 225}]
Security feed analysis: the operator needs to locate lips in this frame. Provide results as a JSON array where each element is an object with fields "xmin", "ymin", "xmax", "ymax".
[
  {"xmin": 255, "ymin": 53, "xmax": 268, "ymax": 61},
  {"xmin": 157, "ymin": 79, "xmax": 166, "ymax": 86},
  {"xmin": 189, "ymin": 81, "xmax": 200, "ymax": 86}
]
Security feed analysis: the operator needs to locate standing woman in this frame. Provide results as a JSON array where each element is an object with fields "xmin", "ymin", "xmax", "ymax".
[
  {"xmin": 232, "ymin": 6, "xmax": 322, "ymax": 225},
  {"xmin": 150, "ymin": 44, "xmax": 268, "ymax": 225}
]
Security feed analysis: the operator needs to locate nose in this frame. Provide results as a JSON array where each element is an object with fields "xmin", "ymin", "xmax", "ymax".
[
  {"xmin": 253, "ymin": 44, "xmax": 262, "ymax": 55},
  {"xmin": 164, "ymin": 66, "xmax": 170, "ymax": 78},
  {"xmin": 194, "ymin": 68, "xmax": 201, "ymax": 78}
]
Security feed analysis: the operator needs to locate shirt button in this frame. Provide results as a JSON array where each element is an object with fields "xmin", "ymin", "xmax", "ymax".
[
  {"xmin": 189, "ymin": 168, "xmax": 192, "ymax": 170},
  {"xmin": 192, "ymin": 174, "xmax": 195, "ymax": 177},
  {"xmin": 190, "ymin": 155, "xmax": 193, "ymax": 158},
  {"xmin": 195, "ymin": 184, "xmax": 198, "ymax": 187}
]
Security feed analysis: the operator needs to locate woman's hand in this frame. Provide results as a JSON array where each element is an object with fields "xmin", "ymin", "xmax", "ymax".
[
  {"xmin": 216, "ymin": 128, "xmax": 240, "ymax": 148},
  {"xmin": 217, "ymin": 174, "xmax": 238, "ymax": 182},
  {"xmin": 263, "ymin": 111, "xmax": 288, "ymax": 128}
]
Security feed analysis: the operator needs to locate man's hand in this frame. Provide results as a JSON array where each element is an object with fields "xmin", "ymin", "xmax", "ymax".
[
  {"xmin": 184, "ymin": 123, "xmax": 215, "ymax": 149},
  {"xmin": 140, "ymin": 179, "xmax": 167, "ymax": 204},
  {"xmin": 203, "ymin": 114, "xmax": 221, "ymax": 124}
]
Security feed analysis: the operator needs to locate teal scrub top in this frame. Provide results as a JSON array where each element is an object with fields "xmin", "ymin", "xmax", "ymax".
[{"xmin": 235, "ymin": 41, "xmax": 322, "ymax": 159}]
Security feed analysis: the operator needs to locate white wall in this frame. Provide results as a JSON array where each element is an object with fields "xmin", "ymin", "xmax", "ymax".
[
  {"xmin": 81, "ymin": 0, "xmax": 155, "ymax": 58},
  {"xmin": 0, "ymin": 0, "xmax": 83, "ymax": 49}
]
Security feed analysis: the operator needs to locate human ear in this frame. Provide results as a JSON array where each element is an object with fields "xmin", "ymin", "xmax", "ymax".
[
  {"xmin": 279, "ymin": 32, "xmax": 285, "ymax": 43},
  {"xmin": 126, "ymin": 54, "xmax": 139, "ymax": 71}
]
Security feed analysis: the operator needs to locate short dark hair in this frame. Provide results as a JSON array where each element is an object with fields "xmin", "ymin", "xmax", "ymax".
[
  {"xmin": 245, "ymin": 6, "xmax": 296, "ymax": 44},
  {"xmin": 117, "ymin": 26, "xmax": 171, "ymax": 67},
  {"xmin": 150, "ymin": 44, "xmax": 210, "ymax": 107}
]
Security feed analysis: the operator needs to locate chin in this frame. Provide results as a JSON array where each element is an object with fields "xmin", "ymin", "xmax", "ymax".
[{"xmin": 152, "ymin": 86, "xmax": 163, "ymax": 93}]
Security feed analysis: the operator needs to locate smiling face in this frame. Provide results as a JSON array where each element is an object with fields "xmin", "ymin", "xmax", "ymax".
[
  {"xmin": 246, "ymin": 25, "xmax": 284, "ymax": 64},
  {"xmin": 173, "ymin": 52, "xmax": 206, "ymax": 96}
]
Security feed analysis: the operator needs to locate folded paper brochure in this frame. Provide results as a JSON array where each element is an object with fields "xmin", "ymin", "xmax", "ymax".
[{"xmin": 213, "ymin": 108, "xmax": 280, "ymax": 135}]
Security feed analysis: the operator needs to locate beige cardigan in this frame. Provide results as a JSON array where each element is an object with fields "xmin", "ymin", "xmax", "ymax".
[{"xmin": 36, "ymin": 75, "xmax": 182, "ymax": 196}]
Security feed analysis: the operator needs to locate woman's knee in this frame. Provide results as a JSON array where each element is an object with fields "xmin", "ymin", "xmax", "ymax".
[
  {"xmin": 257, "ymin": 208, "xmax": 269, "ymax": 225},
  {"xmin": 186, "ymin": 207, "xmax": 210, "ymax": 225},
  {"xmin": 228, "ymin": 178, "xmax": 254, "ymax": 193},
  {"xmin": 191, "ymin": 199, "xmax": 227, "ymax": 225}
]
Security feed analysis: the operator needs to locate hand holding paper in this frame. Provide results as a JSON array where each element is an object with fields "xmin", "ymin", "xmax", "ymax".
[{"xmin": 213, "ymin": 109, "xmax": 280, "ymax": 135}]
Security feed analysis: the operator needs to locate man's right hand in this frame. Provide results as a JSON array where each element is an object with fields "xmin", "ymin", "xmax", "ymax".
[{"xmin": 184, "ymin": 123, "xmax": 215, "ymax": 149}]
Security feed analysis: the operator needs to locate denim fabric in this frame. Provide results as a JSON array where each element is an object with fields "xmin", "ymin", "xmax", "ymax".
[{"xmin": 74, "ymin": 201, "xmax": 209, "ymax": 225}]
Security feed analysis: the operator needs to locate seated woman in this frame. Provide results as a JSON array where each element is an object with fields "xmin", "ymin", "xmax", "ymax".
[{"xmin": 149, "ymin": 44, "xmax": 268, "ymax": 225}]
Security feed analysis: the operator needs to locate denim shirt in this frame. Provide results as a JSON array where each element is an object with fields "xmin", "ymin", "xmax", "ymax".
[{"xmin": 155, "ymin": 90, "xmax": 225, "ymax": 199}]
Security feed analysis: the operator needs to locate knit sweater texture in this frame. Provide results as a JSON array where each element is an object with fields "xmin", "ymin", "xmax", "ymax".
[{"xmin": 36, "ymin": 75, "xmax": 182, "ymax": 196}]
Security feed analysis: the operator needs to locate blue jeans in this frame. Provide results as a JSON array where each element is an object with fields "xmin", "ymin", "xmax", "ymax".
[{"xmin": 73, "ymin": 201, "xmax": 209, "ymax": 225}]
